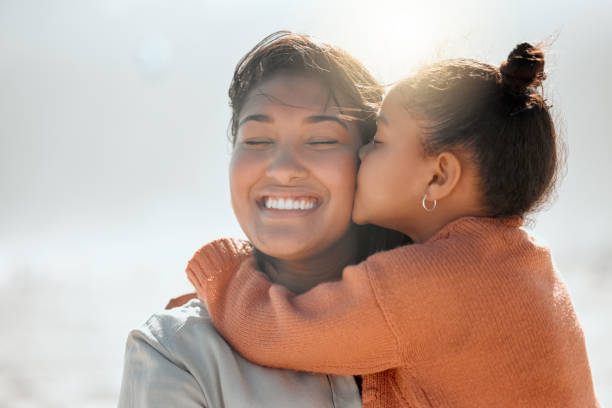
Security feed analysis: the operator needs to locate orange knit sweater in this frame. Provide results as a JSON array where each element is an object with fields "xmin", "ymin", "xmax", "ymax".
[{"xmin": 186, "ymin": 217, "xmax": 599, "ymax": 407}]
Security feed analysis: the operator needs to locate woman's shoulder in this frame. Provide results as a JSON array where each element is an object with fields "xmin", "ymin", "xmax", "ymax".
[
  {"xmin": 119, "ymin": 299, "xmax": 220, "ymax": 407},
  {"xmin": 125, "ymin": 299, "xmax": 362, "ymax": 408},
  {"xmin": 129, "ymin": 298, "xmax": 225, "ymax": 357}
]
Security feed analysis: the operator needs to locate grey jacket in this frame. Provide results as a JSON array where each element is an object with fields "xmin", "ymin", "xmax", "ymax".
[{"xmin": 118, "ymin": 299, "xmax": 362, "ymax": 407}]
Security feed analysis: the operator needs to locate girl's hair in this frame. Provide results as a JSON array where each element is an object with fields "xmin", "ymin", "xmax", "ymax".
[
  {"xmin": 230, "ymin": 31, "xmax": 411, "ymax": 258},
  {"xmin": 396, "ymin": 42, "xmax": 562, "ymax": 218},
  {"xmin": 228, "ymin": 31, "xmax": 383, "ymax": 145}
]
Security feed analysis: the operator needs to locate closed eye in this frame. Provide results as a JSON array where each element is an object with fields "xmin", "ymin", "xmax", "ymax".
[
  {"xmin": 244, "ymin": 140, "xmax": 273, "ymax": 145},
  {"xmin": 308, "ymin": 140, "xmax": 338, "ymax": 145},
  {"xmin": 307, "ymin": 140, "xmax": 340, "ymax": 150}
]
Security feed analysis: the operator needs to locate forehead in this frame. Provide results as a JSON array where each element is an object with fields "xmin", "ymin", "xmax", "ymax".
[
  {"xmin": 240, "ymin": 73, "xmax": 343, "ymax": 116},
  {"xmin": 380, "ymin": 87, "xmax": 404, "ymax": 113}
]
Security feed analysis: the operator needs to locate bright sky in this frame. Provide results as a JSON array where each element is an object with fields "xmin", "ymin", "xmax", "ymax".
[{"xmin": 0, "ymin": 0, "xmax": 611, "ymax": 279}]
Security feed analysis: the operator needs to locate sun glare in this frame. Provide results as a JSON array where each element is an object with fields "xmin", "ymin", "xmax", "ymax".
[{"xmin": 326, "ymin": 0, "xmax": 491, "ymax": 83}]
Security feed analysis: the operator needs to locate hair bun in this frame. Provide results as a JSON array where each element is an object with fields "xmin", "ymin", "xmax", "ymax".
[{"xmin": 499, "ymin": 42, "xmax": 546, "ymax": 97}]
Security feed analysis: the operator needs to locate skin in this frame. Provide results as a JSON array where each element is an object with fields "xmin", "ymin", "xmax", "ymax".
[
  {"xmin": 229, "ymin": 73, "xmax": 363, "ymax": 293},
  {"xmin": 353, "ymin": 87, "xmax": 484, "ymax": 243}
]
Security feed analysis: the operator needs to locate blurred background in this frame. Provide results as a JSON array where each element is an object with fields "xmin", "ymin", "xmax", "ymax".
[{"xmin": 1, "ymin": 0, "xmax": 610, "ymax": 406}]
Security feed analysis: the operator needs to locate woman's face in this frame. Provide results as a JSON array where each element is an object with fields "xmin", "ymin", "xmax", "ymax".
[{"xmin": 230, "ymin": 74, "xmax": 363, "ymax": 261}]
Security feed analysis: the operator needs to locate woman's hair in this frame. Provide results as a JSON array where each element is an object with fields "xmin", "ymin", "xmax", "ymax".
[
  {"xmin": 228, "ymin": 30, "xmax": 383, "ymax": 145},
  {"xmin": 395, "ymin": 42, "xmax": 562, "ymax": 218},
  {"xmin": 230, "ymin": 31, "xmax": 411, "ymax": 257}
]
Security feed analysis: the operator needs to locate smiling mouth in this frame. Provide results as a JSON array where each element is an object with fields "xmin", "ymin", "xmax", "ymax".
[{"xmin": 260, "ymin": 196, "xmax": 320, "ymax": 211}]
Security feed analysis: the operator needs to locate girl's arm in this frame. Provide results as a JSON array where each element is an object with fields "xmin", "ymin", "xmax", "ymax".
[
  {"xmin": 187, "ymin": 237, "xmax": 473, "ymax": 375},
  {"xmin": 186, "ymin": 220, "xmax": 537, "ymax": 377},
  {"xmin": 187, "ymin": 240, "xmax": 413, "ymax": 375}
]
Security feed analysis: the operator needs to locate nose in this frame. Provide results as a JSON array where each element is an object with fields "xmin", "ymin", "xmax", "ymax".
[
  {"xmin": 265, "ymin": 144, "xmax": 308, "ymax": 184},
  {"xmin": 358, "ymin": 142, "xmax": 372, "ymax": 161}
]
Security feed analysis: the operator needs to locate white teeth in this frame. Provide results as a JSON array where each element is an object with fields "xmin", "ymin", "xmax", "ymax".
[{"xmin": 263, "ymin": 197, "xmax": 318, "ymax": 210}]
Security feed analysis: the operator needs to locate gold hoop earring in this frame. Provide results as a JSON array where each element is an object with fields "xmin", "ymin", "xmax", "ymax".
[{"xmin": 422, "ymin": 193, "xmax": 437, "ymax": 212}]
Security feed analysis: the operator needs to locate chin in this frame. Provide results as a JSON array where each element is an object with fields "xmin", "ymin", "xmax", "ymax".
[
  {"xmin": 351, "ymin": 213, "xmax": 368, "ymax": 225},
  {"xmin": 259, "ymin": 245, "xmax": 307, "ymax": 260},
  {"xmin": 351, "ymin": 203, "xmax": 370, "ymax": 226},
  {"xmin": 249, "ymin": 233, "xmax": 320, "ymax": 261}
]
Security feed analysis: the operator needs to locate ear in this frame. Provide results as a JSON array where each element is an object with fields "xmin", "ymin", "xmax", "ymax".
[{"xmin": 425, "ymin": 152, "xmax": 462, "ymax": 201}]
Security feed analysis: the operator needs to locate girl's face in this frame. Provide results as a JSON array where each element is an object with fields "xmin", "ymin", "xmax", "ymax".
[
  {"xmin": 230, "ymin": 74, "xmax": 362, "ymax": 261},
  {"xmin": 353, "ymin": 89, "xmax": 433, "ymax": 234}
]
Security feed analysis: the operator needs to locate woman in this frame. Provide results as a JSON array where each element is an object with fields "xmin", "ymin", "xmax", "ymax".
[{"xmin": 118, "ymin": 31, "xmax": 408, "ymax": 407}]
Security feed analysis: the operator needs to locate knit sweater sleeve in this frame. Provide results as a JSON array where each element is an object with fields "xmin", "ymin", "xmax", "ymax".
[
  {"xmin": 190, "ymin": 254, "xmax": 403, "ymax": 375},
  {"xmin": 186, "ymin": 235, "xmax": 478, "ymax": 375}
]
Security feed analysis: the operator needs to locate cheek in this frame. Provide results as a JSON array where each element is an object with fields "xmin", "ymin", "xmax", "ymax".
[
  {"xmin": 229, "ymin": 150, "xmax": 261, "ymax": 213},
  {"xmin": 357, "ymin": 150, "xmax": 382, "ymax": 189},
  {"xmin": 357, "ymin": 149, "xmax": 408, "ymax": 212},
  {"xmin": 313, "ymin": 151, "xmax": 358, "ymax": 208}
]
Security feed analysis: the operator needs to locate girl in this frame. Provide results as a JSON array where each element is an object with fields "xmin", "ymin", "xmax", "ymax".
[{"xmin": 185, "ymin": 43, "xmax": 599, "ymax": 407}]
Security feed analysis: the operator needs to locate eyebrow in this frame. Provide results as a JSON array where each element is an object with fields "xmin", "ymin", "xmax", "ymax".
[
  {"xmin": 238, "ymin": 114, "xmax": 272, "ymax": 127},
  {"xmin": 304, "ymin": 115, "xmax": 348, "ymax": 130}
]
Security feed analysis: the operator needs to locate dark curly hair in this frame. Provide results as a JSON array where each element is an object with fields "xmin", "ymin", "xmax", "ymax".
[
  {"xmin": 228, "ymin": 30, "xmax": 384, "ymax": 145},
  {"xmin": 395, "ymin": 42, "xmax": 563, "ymax": 218}
]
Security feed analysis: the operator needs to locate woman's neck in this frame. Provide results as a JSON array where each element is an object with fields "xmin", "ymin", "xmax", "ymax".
[{"xmin": 257, "ymin": 231, "xmax": 358, "ymax": 294}]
